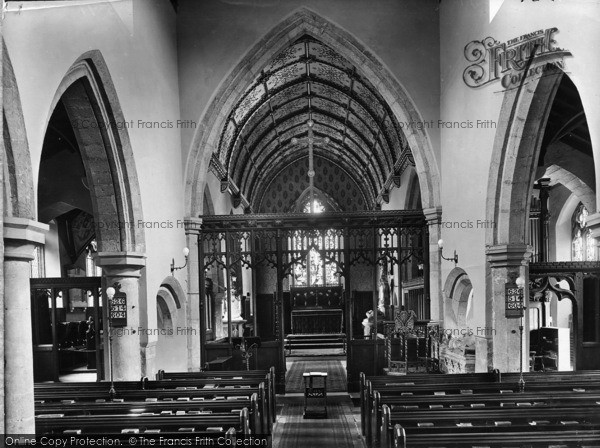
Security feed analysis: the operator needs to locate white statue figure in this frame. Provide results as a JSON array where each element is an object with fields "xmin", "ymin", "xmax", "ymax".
[{"xmin": 362, "ymin": 310, "xmax": 374, "ymax": 337}]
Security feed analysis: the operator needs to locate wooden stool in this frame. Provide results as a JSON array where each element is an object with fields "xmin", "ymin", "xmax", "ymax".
[{"xmin": 302, "ymin": 372, "xmax": 327, "ymax": 418}]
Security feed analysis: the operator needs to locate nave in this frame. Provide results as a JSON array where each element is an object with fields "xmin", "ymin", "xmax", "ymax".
[{"xmin": 4, "ymin": 0, "xmax": 600, "ymax": 442}]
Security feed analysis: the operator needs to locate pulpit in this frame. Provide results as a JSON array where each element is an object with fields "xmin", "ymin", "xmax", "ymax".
[{"xmin": 383, "ymin": 309, "xmax": 439, "ymax": 374}]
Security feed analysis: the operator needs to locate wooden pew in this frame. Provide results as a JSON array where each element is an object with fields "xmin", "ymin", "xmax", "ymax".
[
  {"xmin": 361, "ymin": 369, "xmax": 600, "ymax": 418},
  {"xmin": 36, "ymin": 408, "xmax": 250, "ymax": 436},
  {"xmin": 364, "ymin": 369, "xmax": 600, "ymax": 389},
  {"xmin": 381, "ymin": 389, "xmax": 600, "ymax": 410},
  {"xmin": 381, "ymin": 404, "xmax": 600, "ymax": 447},
  {"xmin": 35, "ymin": 381, "xmax": 269, "ymax": 434},
  {"xmin": 392, "ymin": 424, "xmax": 600, "ymax": 448},
  {"xmin": 365, "ymin": 378, "xmax": 600, "ymax": 444},
  {"xmin": 36, "ymin": 394, "xmax": 262, "ymax": 435},
  {"xmin": 156, "ymin": 367, "xmax": 277, "ymax": 425},
  {"xmin": 369, "ymin": 383, "xmax": 600, "ymax": 445}
]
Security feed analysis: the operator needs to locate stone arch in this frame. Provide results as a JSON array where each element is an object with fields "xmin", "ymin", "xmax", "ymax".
[
  {"xmin": 156, "ymin": 293, "xmax": 174, "ymax": 332},
  {"xmin": 157, "ymin": 287, "xmax": 179, "ymax": 324},
  {"xmin": 443, "ymin": 267, "xmax": 473, "ymax": 329},
  {"xmin": 544, "ymin": 164, "xmax": 596, "ymax": 214},
  {"xmin": 483, "ymin": 66, "xmax": 591, "ymax": 371},
  {"xmin": 2, "ymin": 41, "xmax": 35, "ymax": 219},
  {"xmin": 45, "ymin": 50, "xmax": 145, "ymax": 253},
  {"xmin": 184, "ymin": 7, "xmax": 440, "ymax": 217},
  {"xmin": 155, "ymin": 281, "xmax": 187, "ymax": 371},
  {"xmin": 159, "ymin": 276, "xmax": 185, "ymax": 311},
  {"xmin": 486, "ymin": 65, "xmax": 566, "ymax": 247}
]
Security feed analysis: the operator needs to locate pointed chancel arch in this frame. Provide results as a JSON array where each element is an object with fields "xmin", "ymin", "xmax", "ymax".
[
  {"xmin": 45, "ymin": 50, "xmax": 145, "ymax": 253},
  {"xmin": 184, "ymin": 7, "xmax": 440, "ymax": 217}
]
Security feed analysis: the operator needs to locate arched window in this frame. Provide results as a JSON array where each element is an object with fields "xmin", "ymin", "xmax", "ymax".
[
  {"xmin": 572, "ymin": 203, "xmax": 596, "ymax": 262},
  {"xmin": 290, "ymin": 197, "xmax": 341, "ymax": 286}
]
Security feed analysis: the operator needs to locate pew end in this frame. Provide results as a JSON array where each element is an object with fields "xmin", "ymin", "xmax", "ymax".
[
  {"xmin": 366, "ymin": 380, "xmax": 373, "ymax": 446},
  {"xmin": 250, "ymin": 393, "xmax": 261, "ymax": 435},
  {"xmin": 360, "ymin": 372, "xmax": 366, "ymax": 436},
  {"xmin": 371, "ymin": 390, "xmax": 381, "ymax": 447},
  {"xmin": 380, "ymin": 404, "xmax": 390, "ymax": 448},
  {"xmin": 392, "ymin": 424, "xmax": 405, "ymax": 448},
  {"xmin": 269, "ymin": 366, "xmax": 277, "ymax": 424},
  {"xmin": 240, "ymin": 407, "xmax": 250, "ymax": 435}
]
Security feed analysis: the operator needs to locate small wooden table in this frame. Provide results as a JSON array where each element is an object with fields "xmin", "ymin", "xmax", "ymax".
[{"xmin": 302, "ymin": 372, "xmax": 327, "ymax": 418}]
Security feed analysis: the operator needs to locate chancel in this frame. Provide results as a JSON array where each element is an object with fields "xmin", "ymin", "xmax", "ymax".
[{"xmin": 2, "ymin": 1, "xmax": 600, "ymax": 446}]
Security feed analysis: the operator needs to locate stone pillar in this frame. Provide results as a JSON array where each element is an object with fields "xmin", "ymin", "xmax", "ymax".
[
  {"xmin": 0, "ymin": 24, "xmax": 5, "ymax": 436},
  {"xmin": 3, "ymin": 217, "xmax": 48, "ymax": 434},
  {"xmin": 424, "ymin": 207, "xmax": 443, "ymax": 323},
  {"xmin": 485, "ymin": 244, "xmax": 531, "ymax": 372},
  {"xmin": 184, "ymin": 218, "xmax": 202, "ymax": 371},
  {"xmin": 95, "ymin": 252, "xmax": 146, "ymax": 381}
]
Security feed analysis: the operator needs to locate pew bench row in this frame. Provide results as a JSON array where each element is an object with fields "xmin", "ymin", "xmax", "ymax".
[
  {"xmin": 361, "ymin": 370, "xmax": 600, "ymax": 447},
  {"xmin": 34, "ymin": 368, "xmax": 276, "ymax": 437}
]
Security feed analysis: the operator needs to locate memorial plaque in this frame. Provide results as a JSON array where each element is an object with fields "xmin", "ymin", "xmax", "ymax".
[{"xmin": 505, "ymin": 283, "xmax": 523, "ymax": 318}]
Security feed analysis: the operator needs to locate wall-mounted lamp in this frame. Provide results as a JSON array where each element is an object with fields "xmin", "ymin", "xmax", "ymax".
[
  {"xmin": 171, "ymin": 247, "xmax": 190, "ymax": 275},
  {"xmin": 437, "ymin": 239, "xmax": 458, "ymax": 266}
]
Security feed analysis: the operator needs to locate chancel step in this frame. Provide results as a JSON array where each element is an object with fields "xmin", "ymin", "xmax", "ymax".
[{"xmin": 285, "ymin": 334, "xmax": 346, "ymax": 352}]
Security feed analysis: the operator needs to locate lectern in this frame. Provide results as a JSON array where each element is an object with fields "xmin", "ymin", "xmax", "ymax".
[{"xmin": 302, "ymin": 372, "xmax": 328, "ymax": 418}]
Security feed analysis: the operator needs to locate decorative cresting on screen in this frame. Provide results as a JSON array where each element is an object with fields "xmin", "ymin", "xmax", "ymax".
[
  {"xmin": 528, "ymin": 261, "xmax": 600, "ymax": 370},
  {"xmin": 215, "ymin": 35, "xmax": 415, "ymax": 212}
]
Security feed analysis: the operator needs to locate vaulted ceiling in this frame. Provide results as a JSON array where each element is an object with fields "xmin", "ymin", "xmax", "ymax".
[
  {"xmin": 213, "ymin": 35, "xmax": 414, "ymax": 212},
  {"xmin": 540, "ymin": 75, "xmax": 592, "ymax": 164}
]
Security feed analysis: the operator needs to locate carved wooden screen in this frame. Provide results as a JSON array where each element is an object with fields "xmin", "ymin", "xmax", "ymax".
[
  {"xmin": 529, "ymin": 261, "xmax": 600, "ymax": 370},
  {"xmin": 196, "ymin": 210, "xmax": 427, "ymax": 386}
]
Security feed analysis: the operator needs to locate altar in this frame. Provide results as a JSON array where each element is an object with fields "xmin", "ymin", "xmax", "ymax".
[
  {"xmin": 291, "ymin": 309, "xmax": 343, "ymax": 334},
  {"xmin": 288, "ymin": 286, "xmax": 344, "ymax": 335}
]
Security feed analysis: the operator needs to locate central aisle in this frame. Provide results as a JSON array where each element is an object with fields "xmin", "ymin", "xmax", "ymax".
[
  {"xmin": 272, "ymin": 394, "xmax": 366, "ymax": 448},
  {"xmin": 285, "ymin": 357, "xmax": 347, "ymax": 392}
]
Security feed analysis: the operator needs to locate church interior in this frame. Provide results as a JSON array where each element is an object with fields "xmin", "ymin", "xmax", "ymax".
[{"xmin": 2, "ymin": 0, "xmax": 600, "ymax": 445}]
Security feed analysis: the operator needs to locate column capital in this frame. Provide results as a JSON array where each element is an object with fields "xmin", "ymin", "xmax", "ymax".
[
  {"xmin": 94, "ymin": 251, "xmax": 146, "ymax": 278},
  {"xmin": 183, "ymin": 217, "xmax": 203, "ymax": 236},
  {"xmin": 3, "ymin": 217, "xmax": 49, "ymax": 261},
  {"xmin": 587, "ymin": 212, "xmax": 600, "ymax": 238},
  {"xmin": 423, "ymin": 206, "xmax": 443, "ymax": 224},
  {"xmin": 485, "ymin": 244, "xmax": 532, "ymax": 268}
]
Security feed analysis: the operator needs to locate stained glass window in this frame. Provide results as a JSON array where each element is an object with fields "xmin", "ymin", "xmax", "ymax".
[{"xmin": 291, "ymin": 198, "xmax": 340, "ymax": 286}]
